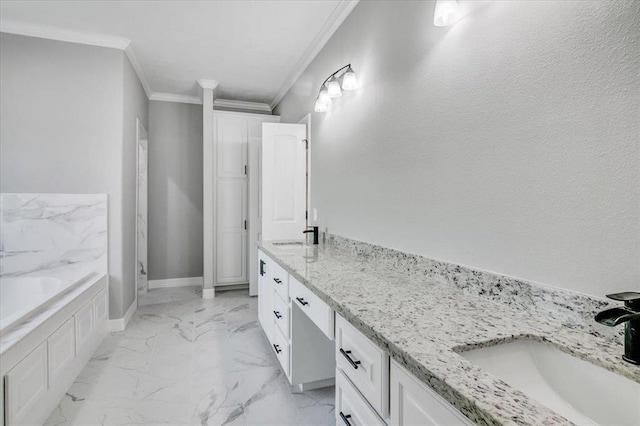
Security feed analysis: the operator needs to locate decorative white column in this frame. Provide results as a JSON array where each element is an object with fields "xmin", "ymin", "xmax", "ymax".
[{"xmin": 198, "ymin": 79, "xmax": 218, "ymax": 299}]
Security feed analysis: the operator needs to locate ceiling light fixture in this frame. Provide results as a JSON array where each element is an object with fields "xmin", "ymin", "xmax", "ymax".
[
  {"xmin": 314, "ymin": 63, "xmax": 358, "ymax": 113},
  {"xmin": 434, "ymin": 0, "xmax": 461, "ymax": 27}
]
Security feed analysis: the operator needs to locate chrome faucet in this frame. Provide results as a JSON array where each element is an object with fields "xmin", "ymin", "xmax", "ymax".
[
  {"xmin": 595, "ymin": 292, "xmax": 640, "ymax": 365},
  {"xmin": 302, "ymin": 226, "xmax": 319, "ymax": 245}
]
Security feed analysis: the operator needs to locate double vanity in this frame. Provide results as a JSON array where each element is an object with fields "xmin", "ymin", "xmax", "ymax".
[{"xmin": 258, "ymin": 236, "xmax": 640, "ymax": 425}]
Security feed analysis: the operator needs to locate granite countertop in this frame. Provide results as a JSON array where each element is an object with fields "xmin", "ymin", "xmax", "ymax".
[{"xmin": 259, "ymin": 240, "xmax": 639, "ymax": 426}]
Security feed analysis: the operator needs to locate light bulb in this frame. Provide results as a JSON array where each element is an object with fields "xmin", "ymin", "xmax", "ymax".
[
  {"xmin": 318, "ymin": 84, "xmax": 332, "ymax": 105},
  {"xmin": 314, "ymin": 98, "xmax": 328, "ymax": 112},
  {"xmin": 434, "ymin": 0, "xmax": 460, "ymax": 27},
  {"xmin": 341, "ymin": 66, "xmax": 358, "ymax": 90},
  {"xmin": 327, "ymin": 75, "xmax": 342, "ymax": 98}
]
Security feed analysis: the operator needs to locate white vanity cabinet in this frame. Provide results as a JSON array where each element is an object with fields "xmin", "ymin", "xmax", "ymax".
[
  {"xmin": 390, "ymin": 359, "xmax": 474, "ymax": 426},
  {"xmin": 335, "ymin": 313, "xmax": 389, "ymax": 423},
  {"xmin": 257, "ymin": 250, "xmax": 335, "ymax": 389},
  {"xmin": 258, "ymin": 253, "xmax": 473, "ymax": 426}
]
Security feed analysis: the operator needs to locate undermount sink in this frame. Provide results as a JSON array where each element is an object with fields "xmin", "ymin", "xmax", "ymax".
[
  {"xmin": 460, "ymin": 340, "xmax": 640, "ymax": 426},
  {"xmin": 272, "ymin": 241, "xmax": 305, "ymax": 246}
]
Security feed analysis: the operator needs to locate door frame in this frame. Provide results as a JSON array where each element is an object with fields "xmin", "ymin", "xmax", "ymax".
[{"xmin": 135, "ymin": 118, "xmax": 148, "ymax": 307}]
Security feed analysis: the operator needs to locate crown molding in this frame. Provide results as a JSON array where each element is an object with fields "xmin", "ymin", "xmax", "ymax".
[
  {"xmin": 198, "ymin": 79, "xmax": 220, "ymax": 90},
  {"xmin": 269, "ymin": 0, "xmax": 359, "ymax": 110},
  {"xmin": 124, "ymin": 45, "xmax": 151, "ymax": 98},
  {"xmin": 1, "ymin": 20, "xmax": 153, "ymax": 99},
  {"xmin": 213, "ymin": 99, "xmax": 272, "ymax": 113},
  {"xmin": 0, "ymin": 19, "xmax": 130, "ymax": 50},
  {"xmin": 149, "ymin": 92, "xmax": 202, "ymax": 105}
]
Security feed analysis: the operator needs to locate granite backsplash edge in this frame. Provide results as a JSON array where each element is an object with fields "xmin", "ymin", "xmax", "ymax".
[{"xmin": 326, "ymin": 234, "xmax": 622, "ymax": 344}]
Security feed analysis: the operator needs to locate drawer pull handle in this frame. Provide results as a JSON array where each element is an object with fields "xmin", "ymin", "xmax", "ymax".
[
  {"xmin": 273, "ymin": 310, "xmax": 282, "ymax": 319},
  {"xmin": 259, "ymin": 260, "xmax": 266, "ymax": 276},
  {"xmin": 339, "ymin": 412, "xmax": 353, "ymax": 426},
  {"xmin": 273, "ymin": 344, "xmax": 282, "ymax": 354},
  {"xmin": 296, "ymin": 297, "xmax": 309, "ymax": 306},
  {"xmin": 339, "ymin": 348, "xmax": 361, "ymax": 369},
  {"xmin": 273, "ymin": 278, "xmax": 282, "ymax": 284}
]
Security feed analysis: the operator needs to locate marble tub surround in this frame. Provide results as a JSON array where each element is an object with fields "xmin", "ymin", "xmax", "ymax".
[
  {"xmin": 0, "ymin": 193, "xmax": 108, "ymax": 277},
  {"xmin": 259, "ymin": 239, "xmax": 639, "ymax": 425}
]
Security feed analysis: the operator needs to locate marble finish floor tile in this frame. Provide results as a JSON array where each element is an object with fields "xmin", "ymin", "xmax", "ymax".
[{"xmin": 44, "ymin": 287, "xmax": 335, "ymax": 426}]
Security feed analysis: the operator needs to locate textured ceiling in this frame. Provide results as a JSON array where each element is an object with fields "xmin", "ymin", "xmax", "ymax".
[{"xmin": 0, "ymin": 1, "xmax": 355, "ymax": 105}]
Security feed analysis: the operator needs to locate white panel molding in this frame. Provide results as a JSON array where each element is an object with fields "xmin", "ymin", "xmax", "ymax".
[
  {"xmin": 0, "ymin": 19, "xmax": 130, "ymax": 49},
  {"xmin": 125, "ymin": 45, "xmax": 151, "ymax": 98},
  {"xmin": 269, "ymin": 0, "xmax": 360, "ymax": 109},
  {"xmin": 148, "ymin": 276, "xmax": 204, "ymax": 289},
  {"xmin": 107, "ymin": 298, "xmax": 137, "ymax": 332},
  {"xmin": 213, "ymin": 99, "xmax": 272, "ymax": 113},
  {"xmin": 149, "ymin": 92, "xmax": 202, "ymax": 105}
]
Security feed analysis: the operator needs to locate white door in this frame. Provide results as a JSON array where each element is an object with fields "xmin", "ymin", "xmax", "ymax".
[
  {"xmin": 216, "ymin": 116, "xmax": 248, "ymax": 285},
  {"xmin": 261, "ymin": 123, "xmax": 307, "ymax": 241}
]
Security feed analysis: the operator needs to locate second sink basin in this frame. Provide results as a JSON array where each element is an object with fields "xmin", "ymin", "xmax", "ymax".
[{"xmin": 460, "ymin": 339, "xmax": 640, "ymax": 425}]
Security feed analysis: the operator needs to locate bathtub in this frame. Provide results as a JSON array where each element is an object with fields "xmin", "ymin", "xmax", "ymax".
[
  {"xmin": 0, "ymin": 271, "xmax": 94, "ymax": 335},
  {"xmin": 0, "ymin": 271, "xmax": 108, "ymax": 425}
]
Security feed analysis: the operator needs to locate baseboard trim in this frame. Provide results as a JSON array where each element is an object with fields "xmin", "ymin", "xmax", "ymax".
[
  {"xmin": 202, "ymin": 288, "xmax": 215, "ymax": 299},
  {"xmin": 149, "ymin": 276, "xmax": 203, "ymax": 289},
  {"xmin": 215, "ymin": 283, "xmax": 249, "ymax": 292},
  {"xmin": 108, "ymin": 298, "xmax": 137, "ymax": 332}
]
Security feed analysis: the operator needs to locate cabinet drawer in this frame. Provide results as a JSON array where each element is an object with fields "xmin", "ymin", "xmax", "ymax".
[
  {"xmin": 335, "ymin": 314, "xmax": 389, "ymax": 418},
  {"xmin": 390, "ymin": 359, "xmax": 473, "ymax": 426},
  {"xmin": 75, "ymin": 300, "xmax": 94, "ymax": 355},
  {"xmin": 336, "ymin": 369, "xmax": 386, "ymax": 426},
  {"xmin": 48, "ymin": 318, "xmax": 75, "ymax": 383},
  {"xmin": 290, "ymin": 276, "xmax": 333, "ymax": 340},
  {"xmin": 271, "ymin": 324, "xmax": 290, "ymax": 377},
  {"xmin": 272, "ymin": 290, "xmax": 290, "ymax": 339},
  {"xmin": 6, "ymin": 342, "xmax": 48, "ymax": 425},
  {"xmin": 93, "ymin": 289, "xmax": 108, "ymax": 324},
  {"xmin": 270, "ymin": 259, "xmax": 289, "ymax": 301}
]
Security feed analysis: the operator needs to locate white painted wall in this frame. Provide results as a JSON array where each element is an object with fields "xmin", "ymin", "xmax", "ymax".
[
  {"xmin": 0, "ymin": 33, "xmax": 148, "ymax": 318},
  {"xmin": 274, "ymin": 1, "xmax": 640, "ymax": 297},
  {"xmin": 148, "ymin": 100, "xmax": 203, "ymax": 281}
]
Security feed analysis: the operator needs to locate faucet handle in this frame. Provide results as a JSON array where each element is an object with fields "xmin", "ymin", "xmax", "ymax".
[{"xmin": 606, "ymin": 292, "xmax": 640, "ymax": 310}]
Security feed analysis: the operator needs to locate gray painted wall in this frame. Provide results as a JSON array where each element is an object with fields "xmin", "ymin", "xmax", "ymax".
[
  {"xmin": 122, "ymin": 53, "xmax": 149, "ymax": 316},
  {"xmin": 0, "ymin": 33, "xmax": 148, "ymax": 318},
  {"xmin": 148, "ymin": 101, "xmax": 203, "ymax": 281},
  {"xmin": 274, "ymin": 1, "xmax": 640, "ymax": 298}
]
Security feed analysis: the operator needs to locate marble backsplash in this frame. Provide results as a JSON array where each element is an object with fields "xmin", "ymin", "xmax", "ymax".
[
  {"xmin": 0, "ymin": 193, "xmax": 108, "ymax": 278},
  {"xmin": 327, "ymin": 234, "xmax": 622, "ymax": 343}
]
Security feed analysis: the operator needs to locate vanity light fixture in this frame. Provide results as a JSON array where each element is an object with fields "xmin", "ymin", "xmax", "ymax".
[
  {"xmin": 314, "ymin": 63, "xmax": 358, "ymax": 113},
  {"xmin": 434, "ymin": 0, "xmax": 461, "ymax": 27}
]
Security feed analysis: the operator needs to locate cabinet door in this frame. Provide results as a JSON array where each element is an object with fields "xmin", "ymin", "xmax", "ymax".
[
  {"xmin": 216, "ymin": 179, "xmax": 248, "ymax": 284},
  {"xmin": 6, "ymin": 342, "xmax": 48, "ymax": 425},
  {"xmin": 75, "ymin": 300, "xmax": 94, "ymax": 354},
  {"xmin": 216, "ymin": 117, "xmax": 247, "ymax": 178},
  {"xmin": 49, "ymin": 318, "xmax": 76, "ymax": 383},
  {"xmin": 390, "ymin": 360, "xmax": 473, "ymax": 426}
]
